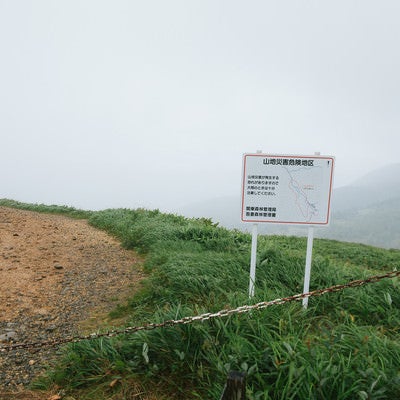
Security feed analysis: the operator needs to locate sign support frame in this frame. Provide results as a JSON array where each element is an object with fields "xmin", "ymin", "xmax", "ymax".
[
  {"xmin": 243, "ymin": 151, "xmax": 333, "ymax": 303},
  {"xmin": 302, "ymin": 226, "xmax": 314, "ymax": 308},
  {"xmin": 301, "ymin": 151, "xmax": 320, "ymax": 308},
  {"xmin": 249, "ymin": 223, "xmax": 258, "ymax": 298},
  {"xmin": 248, "ymin": 150, "xmax": 262, "ymax": 298}
]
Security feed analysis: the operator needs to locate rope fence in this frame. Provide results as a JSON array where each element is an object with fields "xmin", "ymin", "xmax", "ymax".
[{"xmin": 1, "ymin": 269, "xmax": 399, "ymax": 353}]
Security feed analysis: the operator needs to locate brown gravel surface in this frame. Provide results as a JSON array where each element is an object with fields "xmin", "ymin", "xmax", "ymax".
[{"xmin": 0, "ymin": 206, "xmax": 144, "ymax": 397}]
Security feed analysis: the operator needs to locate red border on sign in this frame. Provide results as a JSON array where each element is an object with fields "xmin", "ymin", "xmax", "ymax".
[{"xmin": 241, "ymin": 154, "xmax": 335, "ymax": 225}]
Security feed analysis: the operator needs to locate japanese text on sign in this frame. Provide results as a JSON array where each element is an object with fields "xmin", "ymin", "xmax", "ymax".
[{"xmin": 241, "ymin": 154, "xmax": 335, "ymax": 225}]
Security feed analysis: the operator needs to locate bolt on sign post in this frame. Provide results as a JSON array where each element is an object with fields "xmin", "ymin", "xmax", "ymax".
[{"xmin": 241, "ymin": 153, "xmax": 335, "ymax": 306}]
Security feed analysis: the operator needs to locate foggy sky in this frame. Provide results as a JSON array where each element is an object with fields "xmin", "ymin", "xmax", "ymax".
[{"xmin": 1, "ymin": 1, "xmax": 399, "ymax": 213}]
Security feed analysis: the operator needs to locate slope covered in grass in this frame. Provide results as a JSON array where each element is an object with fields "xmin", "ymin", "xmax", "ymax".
[{"xmin": 2, "ymin": 201, "xmax": 400, "ymax": 399}]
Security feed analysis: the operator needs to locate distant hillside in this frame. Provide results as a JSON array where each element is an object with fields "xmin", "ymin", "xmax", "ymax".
[
  {"xmin": 332, "ymin": 163, "xmax": 400, "ymax": 212},
  {"xmin": 179, "ymin": 163, "xmax": 400, "ymax": 249},
  {"xmin": 319, "ymin": 196, "xmax": 400, "ymax": 249},
  {"xmin": 319, "ymin": 163, "xmax": 400, "ymax": 248}
]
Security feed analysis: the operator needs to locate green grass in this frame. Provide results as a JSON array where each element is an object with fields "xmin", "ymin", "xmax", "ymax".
[
  {"xmin": 3, "ymin": 201, "xmax": 400, "ymax": 399},
  {"xmin": 0, "ymin": 198, "xmax": 92, "ymax": 219}
]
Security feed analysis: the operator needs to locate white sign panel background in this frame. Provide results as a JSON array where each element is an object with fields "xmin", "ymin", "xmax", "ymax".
[{"xmin": 241, "ymin": 154, "xmax": 335, "ymax": 225}]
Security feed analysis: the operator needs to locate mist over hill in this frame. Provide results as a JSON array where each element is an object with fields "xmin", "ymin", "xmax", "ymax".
[
  {"xmin": 333, "ymin": 163, "xmax": 400, "ymax": 212},
  {"xmin": 319, "ymin": 163, "xmax": 400, "ymax": 248},
  {"xmin": 180, "ymin": 163, "xmax": 400, "ymax": 249}
]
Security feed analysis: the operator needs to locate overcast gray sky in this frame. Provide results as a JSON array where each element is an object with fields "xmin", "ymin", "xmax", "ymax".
[{"xmin": 1, "ymin": 1, "xmax": 399, "ymax": 213}]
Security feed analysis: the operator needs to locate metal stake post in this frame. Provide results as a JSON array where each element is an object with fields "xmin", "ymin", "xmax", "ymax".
[
  {"xmin": 302, "ymin": 151, "xmax": 319, "ymax": 309},
  {"xmin": 302, "ymin": 226, "xmax": 314, "ymax": 308},
  {"xmin": 248, "ymin": 149, "xmax": 262, "ymax": 298},
  {"xmin": 249, "ymin": 223, "xmax": 258, "ymax": 298}
]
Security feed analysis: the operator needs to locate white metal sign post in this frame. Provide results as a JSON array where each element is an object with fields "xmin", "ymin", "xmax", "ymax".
[
  {"xmin": 241, "ymin": 153, "xmax": 335, "ymax": 305},
  {"xmin": 303, "ymin": 226, "xmax": 315, "ymax": 308},
  {"xmin": 249, "ymin": 223, "xmax": 258, "ymax": 298}
]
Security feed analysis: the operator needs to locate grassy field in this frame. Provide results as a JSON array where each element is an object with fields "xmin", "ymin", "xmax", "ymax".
[{"xmin": 2, "ymin": 199, "xmax": 400, "ymax": 399}]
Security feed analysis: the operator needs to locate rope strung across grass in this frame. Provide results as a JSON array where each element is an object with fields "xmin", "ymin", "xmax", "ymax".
[{"xmin": 1, "ymin": 269, "xmax": 399, "ymax": 353}]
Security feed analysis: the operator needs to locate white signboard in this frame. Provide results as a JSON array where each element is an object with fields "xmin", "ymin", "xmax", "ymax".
[{"xmin": 241, "ymin": 153, "xmax": 335, "ymax": 225}]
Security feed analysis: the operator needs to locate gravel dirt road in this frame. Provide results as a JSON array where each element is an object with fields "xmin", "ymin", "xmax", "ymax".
[{"xmin": 0, "ymin": 206, "xmax": 144, "ymax": 398}]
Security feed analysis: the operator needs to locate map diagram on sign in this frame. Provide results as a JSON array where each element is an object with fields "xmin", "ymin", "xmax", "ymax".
[
  {"xmin": 284, "ymin": 166, "xmax": 320, "ymax": 222},
  {"xmin": 241, "ymin": 154, "xmax": 334, "ymax": 225}
]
